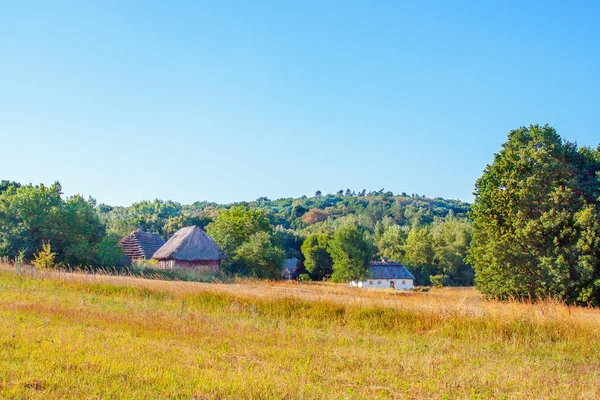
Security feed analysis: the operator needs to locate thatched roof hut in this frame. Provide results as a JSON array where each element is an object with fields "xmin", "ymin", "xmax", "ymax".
[
  {"xmin": 152, "ymin": 226, "xmax": 226, "ymax": 272},
  {"xmin": 119, "ymin": 227, "xmax": 166, "ymax": 264}
]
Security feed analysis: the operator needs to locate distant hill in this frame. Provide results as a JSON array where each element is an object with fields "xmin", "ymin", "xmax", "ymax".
[{"xmin": 98, "ymin": 191, "xmax": 471, "ymax": 239}]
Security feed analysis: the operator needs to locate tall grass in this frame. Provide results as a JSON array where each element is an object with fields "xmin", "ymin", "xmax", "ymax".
[
  {"xmin": 0, "ymin": 265, "xmax": 599, "ymax": 398},
  {"xmin": 1, "ymin": 260, "xmax": 225, "ymax": 283}
]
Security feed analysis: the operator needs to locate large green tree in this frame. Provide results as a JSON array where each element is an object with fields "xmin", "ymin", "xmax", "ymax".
[
  {"xmin": 431, "ymin": 216, "xmax": 473, "ymax": 286},
  {"xmin": 95, "ymin": 234, "xmax": 124, "ymax": 267},
  {"xmin": 467, "ymin": 125, "xmax": 600, "ymax": 303},
  {"xmin": 301, "ymin": 233, "xmax": 333, "ymax": 280},
  {"xmin": 60, "ymin": 195, "xmax": 105, "ymax": 266},
  {"xmin": 0, "ymin": 180, "xmax": 20, "ymax": 194},
  {"xmin": 403, "ymin": 227, "xmax": 434, "ymax": 267},
  {"xmin": 402, "ymin": 227, "xmax": 436, "ymax": 285},
  {"xmin": 0, "ymin": 182, "xmax": 104, "ymax": 266},
  {"xmin": 373, "ymin": 217, "xmax": 407, "ymax": 262},
  {"xmin": 329, "ymin": 224, "xmax": 375, "ymax": 282},
  {"xmin": 206, "ymin": 206, "xmax": 283, "ymax": 276},
  {"xmin": 0, "ymin": 182, "xmax": 61, "ymax": 260},
  {"xmin": 206, "ymin": 206, "xmax": 272, "ymax": 255},
  {"xmin": 234, "ymin": 232, "xmax": 285, "ymax": 279},
  {"xmin": 274, "ymin": 226, "xmax": 304, "ymax": 260}
]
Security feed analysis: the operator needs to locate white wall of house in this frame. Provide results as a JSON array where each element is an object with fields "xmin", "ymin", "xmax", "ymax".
[{"xmin": 350, "ymin": 278, "xmax": 414, "ymax": 290}]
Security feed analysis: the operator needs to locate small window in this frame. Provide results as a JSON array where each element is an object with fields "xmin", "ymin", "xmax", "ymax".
[
  {"xmin": 368, "ymin": 280, "xmax": 373, "ymax": 284},
  {"xmin": 378, "ymin": 280, "xmax": 381, "ymax": 285},
  {"xmin": 402, "ymin": 280, "xmax": 406, "ymax": 285}
]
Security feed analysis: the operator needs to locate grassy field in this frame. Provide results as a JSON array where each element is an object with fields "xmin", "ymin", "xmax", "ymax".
[{"xmin": 1, "ymin": 266, "xmax": 599, "ymax": 399}]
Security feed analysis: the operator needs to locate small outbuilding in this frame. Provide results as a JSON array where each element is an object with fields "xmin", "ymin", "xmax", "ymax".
[
  {"xmin": 281, "ymin": 258, "xmax": 301, "ymax": 280},
  {"xmin": 119, "ymin": 227, "xmax": 166, "ymax": 265},
  {"xmin": 152, "ymin": 226, "xmax": 227, "ymax": 273},
  {"xmin": 350, "ymin": 259, "xmax": 415, "ymax": 290}
]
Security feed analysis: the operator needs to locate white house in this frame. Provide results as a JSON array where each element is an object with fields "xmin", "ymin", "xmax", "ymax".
[{"xmin": 350, "ymin": 259, "xmax": 415, "ymax": 290}]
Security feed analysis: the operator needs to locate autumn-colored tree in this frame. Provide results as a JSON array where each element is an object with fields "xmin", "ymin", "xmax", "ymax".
[{"xmin": 301, "ymin": 209, "xmax": 328, "ymax": 225}]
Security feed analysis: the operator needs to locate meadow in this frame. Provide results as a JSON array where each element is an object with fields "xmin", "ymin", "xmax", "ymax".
[{"xmin": 1, "ymin": 265, "xmax": 599, "ymax": 399}]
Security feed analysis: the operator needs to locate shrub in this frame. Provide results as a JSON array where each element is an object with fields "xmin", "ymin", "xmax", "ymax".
[
  {"xmin": 32, "ymin": 242, "xmax": 57, "ymax": 270},
  {"xmin": 430, "ymin": 274, "xmax": 448, "ymax": 287},
  {"xmin": 131, "ymin": 258, "xmax": 159, "ymax": 268}
]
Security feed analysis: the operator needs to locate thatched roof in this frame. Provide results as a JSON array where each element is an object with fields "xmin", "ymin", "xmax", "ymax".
[
  {"xmin": 152, "ymin": 226, "xmax": 227, "ymax": 261},
  {"xmin": 369, "ymin": 261, "xmax": 415, "ymax": 280},
  {"xmin": 119, "ymin": 227, "xmax": 166, "ymax": 260}
]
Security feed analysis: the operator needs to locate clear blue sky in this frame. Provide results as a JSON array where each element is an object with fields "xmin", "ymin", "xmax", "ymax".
[{"xmin": 1, "ymin": 1, "xmax": 598, "ymax": 206}]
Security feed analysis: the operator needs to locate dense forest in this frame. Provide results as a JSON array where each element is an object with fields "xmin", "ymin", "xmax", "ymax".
[{"xmin": 0, "ymin": 180, "xmax": 473, "ymax": 285}]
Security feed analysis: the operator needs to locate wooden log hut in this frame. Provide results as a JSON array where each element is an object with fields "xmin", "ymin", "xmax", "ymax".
[{"xmin": 118, "ymin": 226, "xmax": 166, "ymax": 265}]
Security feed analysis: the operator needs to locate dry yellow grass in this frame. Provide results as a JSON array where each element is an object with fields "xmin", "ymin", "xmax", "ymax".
[
  {"xmin": 1, "ymin": 264, "xmax": 599, "ymax": 399},
  {"xmin": 24, "ymin": 265, "xmax": 600, "ymax": 326}
]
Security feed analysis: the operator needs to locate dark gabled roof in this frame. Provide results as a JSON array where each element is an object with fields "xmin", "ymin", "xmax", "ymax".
[
  {"xmin": 368, "ymin": 261, "xmax": 415, "ymax": 280},
  {"xmin": 152, "ymin": 226, "xmax": 227, "ymax": 261},
  {"xmin": 119, "ymin": 227, "xmax": 166, "ymax": 260},
  {"xmin": 282, "ymin": 258, "xmax": 299, "ymax": 274}
]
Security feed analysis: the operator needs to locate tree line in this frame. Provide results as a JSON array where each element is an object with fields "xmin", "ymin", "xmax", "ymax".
[
  {"xmin": 0, "ymin": 181, "xmax": 120, "ymax": 267},
  {"xmin": 2, "ymin": 124, "xmax": 599, "ymax": 304},
  {"xmin": 0, "ymin": 179, "xmax": 472, "ymax": 284}
]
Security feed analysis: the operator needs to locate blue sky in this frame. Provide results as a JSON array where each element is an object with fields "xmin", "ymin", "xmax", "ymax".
[{"xmin": 1, "ymin": 1, "xmax": 598, "ymax": 206}]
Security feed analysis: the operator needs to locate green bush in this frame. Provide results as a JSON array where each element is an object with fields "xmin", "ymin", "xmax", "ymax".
[
  {"xmin": 430, "ymin": 274, "xmax": 448, "ymax": 287},
  {"xmin": 131, "ymin": 258, "xmax": 159, "ymax": 268}
]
